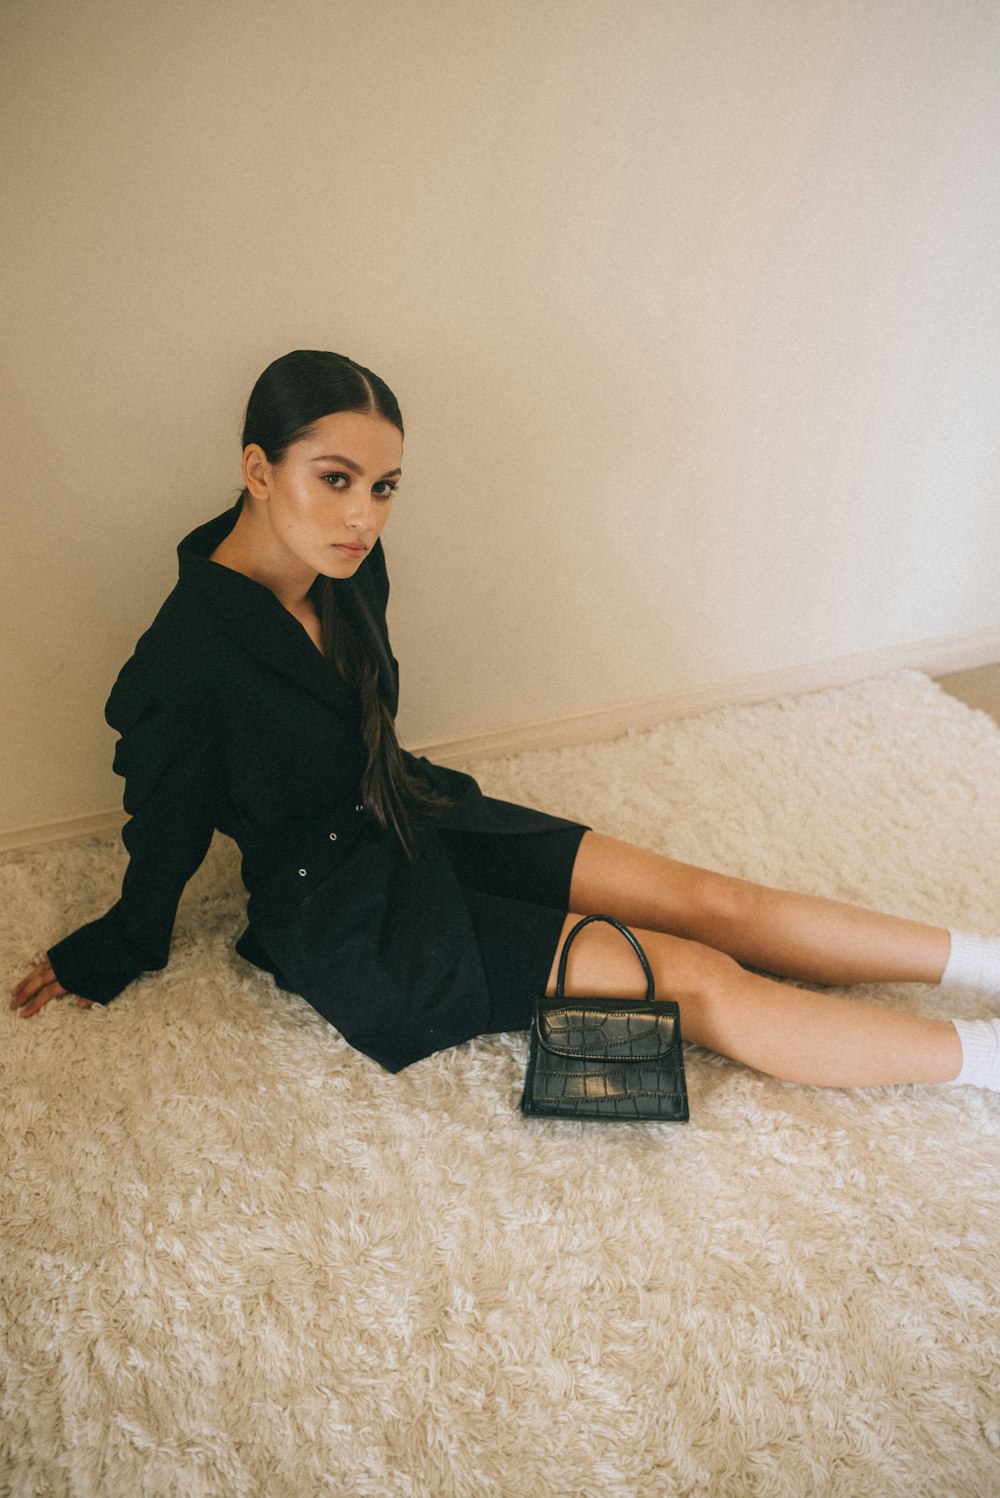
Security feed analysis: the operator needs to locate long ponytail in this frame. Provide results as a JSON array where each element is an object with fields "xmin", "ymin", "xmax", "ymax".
[{"xmin": 311, "ymin": 574, "xmax": 449, "ymax": 856}]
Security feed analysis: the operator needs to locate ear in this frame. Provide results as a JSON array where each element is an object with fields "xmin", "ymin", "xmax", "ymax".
[{"xmin": 242, "ymin": 443, "xmax": 273, "ymax": 502}]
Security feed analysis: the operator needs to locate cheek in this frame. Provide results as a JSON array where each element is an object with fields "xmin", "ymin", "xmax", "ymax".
[{"xmin": 279, "ymin": 488, "xmax": 324, "ymax": 532}]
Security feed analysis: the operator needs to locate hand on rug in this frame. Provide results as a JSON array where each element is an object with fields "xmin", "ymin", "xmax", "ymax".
[{"xmin": 9, "ymin": 957, "xmax": 92, "ymax": 1018}]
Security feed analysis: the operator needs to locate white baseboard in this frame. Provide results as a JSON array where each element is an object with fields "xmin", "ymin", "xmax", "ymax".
[
  {"xmin": 0, "ymin": 807, "xmax": 127, "ymax": 855},
  {"xmin": 410, "ymin": 623, "xmax": 1000, "ymax": 768},
  {"xmin": 3, "ymin": 623, "xmax": 999, "ymax": 853}
]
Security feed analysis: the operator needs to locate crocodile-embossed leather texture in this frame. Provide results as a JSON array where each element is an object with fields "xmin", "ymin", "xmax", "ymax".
[
  {"xmin": 522, "ymin": 997, "xmax": 689, "ymax": 1121},
  {"xmin": 540, "ymin": 1004, "xmax": 678, "ymax": 1059},
  {"xmin": 520, "ymin": 914, "xmax": 690, "ymax": 1122}
]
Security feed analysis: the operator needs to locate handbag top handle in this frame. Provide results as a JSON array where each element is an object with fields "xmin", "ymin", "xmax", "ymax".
[{"xmin": 554, "ymin": 913, "xmax": 655, "ymax": 1003}]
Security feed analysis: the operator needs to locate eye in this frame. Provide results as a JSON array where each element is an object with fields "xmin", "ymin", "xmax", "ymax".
[{"xmin": 319, "ymin": 472, "xmax": 399, "ymax": 499}]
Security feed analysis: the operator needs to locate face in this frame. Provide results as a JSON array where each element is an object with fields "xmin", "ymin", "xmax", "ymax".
[{"xmin": 243, "ymin": 409, "xmax": 403, "ymax": 587}]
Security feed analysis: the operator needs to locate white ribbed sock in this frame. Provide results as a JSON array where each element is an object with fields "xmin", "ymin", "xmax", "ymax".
[
  {"xmin": 941, "ymin": 930, "xmax": 1000, "ymax": 1001},
  {"xmin": 947, "ymin": 1018, "xmax": 1000, "ymax": 1091}
]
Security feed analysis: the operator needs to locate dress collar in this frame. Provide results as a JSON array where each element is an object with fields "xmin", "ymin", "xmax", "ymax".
[
  {"xmin": 177, "ymin": 500, "xmax": 276, "ymax": 619},
  {"xmin": 175, "ymin": 501, "xmax": 397, "ymax": 714}
]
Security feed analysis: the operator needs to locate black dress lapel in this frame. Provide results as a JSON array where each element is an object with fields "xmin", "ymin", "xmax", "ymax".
[{"xmin": 176, "ymin": 504, "xmax": 397, "ymax": 713}]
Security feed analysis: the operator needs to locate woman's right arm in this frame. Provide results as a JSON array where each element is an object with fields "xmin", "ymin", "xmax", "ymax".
[{"xmin": 10, "ymin": 658, "xmax": 219, "ymax": 1018}]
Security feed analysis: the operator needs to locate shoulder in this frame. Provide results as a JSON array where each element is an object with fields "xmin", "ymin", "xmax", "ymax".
[{"xmin": 106, "ymin": 583, "xmax": 226, "ymax": 734}]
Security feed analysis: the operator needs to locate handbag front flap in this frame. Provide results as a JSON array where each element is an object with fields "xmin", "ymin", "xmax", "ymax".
[{"xmin": 535, "ymin": 999, "xmax": 680, "ymax": 1061}]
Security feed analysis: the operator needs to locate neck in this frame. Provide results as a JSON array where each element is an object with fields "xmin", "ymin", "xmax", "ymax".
[{"xmin": 210, "ymin": 503, "xmax": 316, "ymax": 610}]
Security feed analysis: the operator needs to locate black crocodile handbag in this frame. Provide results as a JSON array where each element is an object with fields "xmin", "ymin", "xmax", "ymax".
[{"xmin": 521, "ymin": 914, "xmax": 689, "ymax": 1122}]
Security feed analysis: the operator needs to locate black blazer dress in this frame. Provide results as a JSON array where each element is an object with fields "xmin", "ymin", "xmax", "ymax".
[{"xmin": 48, "ymin": 503, "xmax": 587, "ymax": 1071}]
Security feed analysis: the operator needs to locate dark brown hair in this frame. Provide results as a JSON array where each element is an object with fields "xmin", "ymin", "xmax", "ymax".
[{"xmin": 239, "ymin": 349, "xmax": 448, "ymax": 852}]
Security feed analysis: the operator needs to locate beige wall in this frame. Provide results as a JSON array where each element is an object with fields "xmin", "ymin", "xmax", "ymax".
[{"xmin": 3, "ymin": 0, "xmax": 999, "ymax": 831}]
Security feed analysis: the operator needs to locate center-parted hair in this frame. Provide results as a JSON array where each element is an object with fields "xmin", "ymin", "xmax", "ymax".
[{"xmin": 239, "ymin": 349, "xmax": 448, "ymax": 852}]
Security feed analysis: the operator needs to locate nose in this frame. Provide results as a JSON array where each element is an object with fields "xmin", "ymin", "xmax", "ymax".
[{"xmin": 343, "ymin": 488, "xmax": 376, "ymax": 530}]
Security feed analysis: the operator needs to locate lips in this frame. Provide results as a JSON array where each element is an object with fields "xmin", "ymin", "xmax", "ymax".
[{"xmin": 333, "ymin": 543, "xmax": 368, "ymax": 555}]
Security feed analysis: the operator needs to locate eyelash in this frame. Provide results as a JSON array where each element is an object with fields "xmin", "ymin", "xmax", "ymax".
[{"xmin": 320, "ymin": 472, "xmax": 398, "ymax": 499}]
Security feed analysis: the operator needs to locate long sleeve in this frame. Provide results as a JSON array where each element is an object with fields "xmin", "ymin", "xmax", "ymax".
[{"xmin": 47, "ymin": 655, "xmax": 218, "ymax": 1005}]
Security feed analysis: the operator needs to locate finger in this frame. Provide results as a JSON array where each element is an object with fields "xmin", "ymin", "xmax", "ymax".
[
  {"xmin": 9, "ymin": 977, "xmax": 41, "ymax": 1009},
  {"xmin": 76, "ymin": 998, "xmax": 93, "ymax": 1010},
  {"xmin": 10, "ymin": 971, "xmax": 49, "ymax": 1009},
  {"xmin": 10, "ymin": 960, "xmax": 54, "ymax": 1003},
  {"xmin": 18, "ymin": 987, "xmax": 60, "ymax": 1018},
  {"xmin": 17, "ymin": 980, "xmax": 68, "ymax": 1019}
]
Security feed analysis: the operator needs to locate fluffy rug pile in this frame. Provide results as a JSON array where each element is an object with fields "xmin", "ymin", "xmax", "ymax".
[{"xmin": 2, "ymin": 670, "xmax": 998, "ymax": 1498}]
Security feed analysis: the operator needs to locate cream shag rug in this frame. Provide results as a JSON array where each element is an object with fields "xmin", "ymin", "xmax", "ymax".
[{"xmin": 2, "ymin": 670, "xmax": 999, "ymax": 1498}]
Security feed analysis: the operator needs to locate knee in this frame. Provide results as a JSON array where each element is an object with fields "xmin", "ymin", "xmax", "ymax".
[{"xmin": 653, "ymin": 934, "xmax": 742, "ymax": 1006}]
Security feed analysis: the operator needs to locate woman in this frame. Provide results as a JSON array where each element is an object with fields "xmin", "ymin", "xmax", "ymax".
[{"xmin": 10, "ymin": 349, "xmax": 1000, "ymax": 1092}]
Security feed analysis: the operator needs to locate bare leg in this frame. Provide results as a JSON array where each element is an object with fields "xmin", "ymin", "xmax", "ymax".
[
  {"xmin": 567, "ymin": 832, "xmax": 951, "ymax": 988},
  {"xmin": 546, "ymin": 914, "xmax": 963, "ymax": 1089}
]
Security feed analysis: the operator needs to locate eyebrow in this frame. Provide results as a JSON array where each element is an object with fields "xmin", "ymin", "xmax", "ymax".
[{"xmin": 310, "ymin": 454, "xmax": 402, "ymax": 479}]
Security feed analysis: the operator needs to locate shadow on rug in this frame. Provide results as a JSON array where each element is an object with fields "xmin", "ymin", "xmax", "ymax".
[{"xmin": 2, "ymin": 670, "xmax": 998, "ymax": 1497}]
